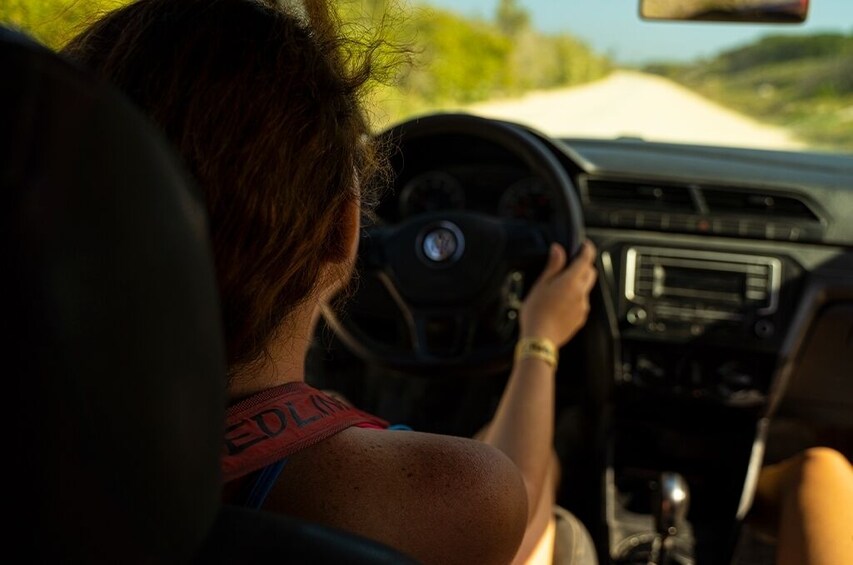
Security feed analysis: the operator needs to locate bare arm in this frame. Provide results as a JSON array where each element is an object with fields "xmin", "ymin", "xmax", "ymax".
[
  {"xmin": 481, "ymin": 241, "xmax": 597, "ymax": 523},
  {"xmin": 261, "ymin": 242, "xmax": 596, "ymax": 564}
]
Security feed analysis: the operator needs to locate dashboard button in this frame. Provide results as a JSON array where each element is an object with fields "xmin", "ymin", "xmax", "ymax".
[
  {"xmin": 626, "ymin": 307, "xmax": 647, "ymax": 325},
  {"xmin": 754, "ymin": 319, "xmax": 775, "ymax": 338}
]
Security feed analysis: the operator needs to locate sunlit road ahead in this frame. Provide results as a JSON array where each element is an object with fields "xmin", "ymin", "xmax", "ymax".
[{"xmin": 467, "ymin": 70, "xmax": 804, "ymax": 150}]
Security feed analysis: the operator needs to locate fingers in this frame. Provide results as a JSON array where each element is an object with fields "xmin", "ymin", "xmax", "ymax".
[
  {"xmin": 580, "ymin": 266, "xmax": 598, "ymax": 293},
  {"xmin": 572, "ymin": 240, "xmax": 596, "ymax": 269},
  {"xmin": 581, "ymin": 246, "xmax": 599, "ymax": 291},
  {"xmin": 540, "ymin": 242, "xmax": 567, "ymax": 280},
  {"xmin": 558, "ymin": 240, "xmax": 597, "ymax": 287},
  {"xmin": 535, "ymin": 240, "xmax": 595, "ymax": 286},
  {"xmin": 520, "ymin": 240, "xmax": 598, "ymax": 345}
]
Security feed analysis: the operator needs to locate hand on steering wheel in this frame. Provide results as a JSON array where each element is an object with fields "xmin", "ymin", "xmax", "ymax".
[{"xmin": 520, "ymin": 240, "xmax": 597, "ymax": 348}]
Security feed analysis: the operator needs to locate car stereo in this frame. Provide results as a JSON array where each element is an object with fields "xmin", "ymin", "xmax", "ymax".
[{"xmin": 622, "ymin": 247, "xmax": 781, "ymax": 339}]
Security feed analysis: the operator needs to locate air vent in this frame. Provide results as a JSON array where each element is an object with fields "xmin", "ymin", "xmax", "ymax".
[
  {"xmin": 702, "ymin": 188, "xmax": 819, "ymax": 221},
  {"xmin": 581, "ymin": 176, "xmax": 825, "ymax": 242},
  {"xmin": 584, "ymin": 179, "xmax": 695, "ymax": 212}
]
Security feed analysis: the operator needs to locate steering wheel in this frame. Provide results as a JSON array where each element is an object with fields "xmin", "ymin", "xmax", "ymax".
[{"xmin": 323, "ymin": 114, "xmax": 585, "ymax": 375}]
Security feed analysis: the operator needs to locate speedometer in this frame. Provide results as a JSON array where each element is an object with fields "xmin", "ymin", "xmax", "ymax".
[
  {"xmin": 499, "ymin": 177, "xmax": 553, "ymax": 222},
  {"xmin": 399, "ymin": 171, "xmax": 465, "ymax": 218}
]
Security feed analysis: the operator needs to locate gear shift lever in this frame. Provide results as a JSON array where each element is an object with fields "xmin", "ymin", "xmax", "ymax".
[{"xmin": 649, "ymin": 472, "xmax": 689, "ymax": 565}]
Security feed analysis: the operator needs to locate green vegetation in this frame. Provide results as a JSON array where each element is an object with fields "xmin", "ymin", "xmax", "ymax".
[
  {"xmin": 646, "ymin": 33, "xmax": 853, "ymax": 151},
  {"xmin": 0, "ymin": 0, "xmax": 609, "ymax": 132},
  {"xmin": 0, "ymin": 0, "xmax": 126, "ymax": 49},
  {"xmin": 341, "ymin": 0, "xmax": 611, "ymax": 128}
]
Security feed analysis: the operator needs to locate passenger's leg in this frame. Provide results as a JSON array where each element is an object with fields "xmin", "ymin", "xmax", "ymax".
[{"xmin": 754, "ymin": 447, "xmax": 853, "ymax": 565}]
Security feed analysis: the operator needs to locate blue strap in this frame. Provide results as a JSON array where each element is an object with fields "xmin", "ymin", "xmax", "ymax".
[{"xmin": 243, "ymin": 458, "xmax": 288, "ymax": 510}]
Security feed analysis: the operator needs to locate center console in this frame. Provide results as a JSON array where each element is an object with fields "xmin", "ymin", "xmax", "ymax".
[
  {"xmin": 596, "ymin": 242, "xmax": 802, "ymax": 564},
  {"xmin": 613, "ymin": 244, "xmax": 800, "ymax": 406}
]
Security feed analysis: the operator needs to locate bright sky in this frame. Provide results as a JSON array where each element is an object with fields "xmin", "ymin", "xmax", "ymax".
[{"xmin": 420, "ymin": 0, "xmax": 853, "ymax": 63}]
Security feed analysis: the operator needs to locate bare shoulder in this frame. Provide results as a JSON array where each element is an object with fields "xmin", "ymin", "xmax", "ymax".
[{"xmin": 265, "ymin": 427, "xmax": 528, "ymax": 565}]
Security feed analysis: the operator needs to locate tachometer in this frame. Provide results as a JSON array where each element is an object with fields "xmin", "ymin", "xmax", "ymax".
[
  {"xmin": 399, "ymin": 171, "xmax": 465, "ymax": 218},
  {"xmin": 499, "ymin": 177, "xmax": 553, "ymax": 222}
]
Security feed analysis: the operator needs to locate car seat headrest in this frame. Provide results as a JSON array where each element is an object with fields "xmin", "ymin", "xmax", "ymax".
[{"xmin": 1, "ymin": 27, "xmax": 226, "ymax": 563}]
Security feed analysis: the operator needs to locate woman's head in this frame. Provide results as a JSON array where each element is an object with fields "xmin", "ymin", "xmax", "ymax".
[{"xmin": 64, "ymin": 0, "xmax": 383, "ymax": 376}]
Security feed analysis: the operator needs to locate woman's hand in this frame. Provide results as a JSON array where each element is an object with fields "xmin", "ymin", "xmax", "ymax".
[{"xmin": 519, "ymin": 240, "xmax": 597, "ymax": 348}]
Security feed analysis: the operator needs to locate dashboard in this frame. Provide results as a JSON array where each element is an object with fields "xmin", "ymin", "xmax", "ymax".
[
  {"xmin": 383, "ymin": 134, "xmax": 851, "ymax": 241},
  {"xmin": 377, "ymin": 126, "xmax": 853, "ymax": 350},
  {"xmin": 363, "ymin": 119, "xmax": 853, "ymax": 563},
  {"xmin": 377, "ymin": 128, "xmax": 853, "ymax": 401}
]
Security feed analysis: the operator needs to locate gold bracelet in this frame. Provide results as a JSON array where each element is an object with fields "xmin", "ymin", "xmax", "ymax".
[{"xmin": 514, "ymin": 337, "xmax": 558, "ymax": 369}]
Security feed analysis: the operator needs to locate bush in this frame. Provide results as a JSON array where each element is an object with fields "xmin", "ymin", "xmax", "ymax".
[
  {"xmin": 1, "ymin": 0, "xmax": 612, "ymax": 130},
  {"xmin": 0, "ymin": 0, "xmax": 127, "ymax": 49},
  {"xmin": 644, "ymin": 32, "xmax": 853, "ymax": 150},
  {"xmin": 338, "ymin": 0, "xmax": 610, "ymax": 127}
]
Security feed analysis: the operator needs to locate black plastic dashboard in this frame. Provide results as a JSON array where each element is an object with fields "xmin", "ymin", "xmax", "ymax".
[
  {"xmin": 370, "ymin": 122, "xmax": 853, "ymax": 562},
  {"xmin": 553, "ymin": 137, "xmax": 853, "ymax": 417},
  {"xmin": 380, "ymin": 126, "xmax": 853, "ymax": 408},
  {"xmin": 552, "ymin": 137, "xmax": 853, "ymax": 563},
  {"xmin": 562, "ymin": 137, "xmax": 852, "ymax": 244},
  {"xmin": 382, "ymin": 128, "xmax": 853, "ymax": 254}
]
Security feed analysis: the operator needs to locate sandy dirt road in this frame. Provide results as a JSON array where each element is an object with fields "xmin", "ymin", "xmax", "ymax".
[{"xmin": 467, "ymin": 70, "xmax": 804, "ymax": 150}]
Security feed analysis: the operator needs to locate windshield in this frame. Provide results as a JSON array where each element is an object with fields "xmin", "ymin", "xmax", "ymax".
[
  {"xmin": 4, "ymin": 0, "xmax": 851, "ymax": 154},
  {"xmin": 348, "ymin": 0, "xmax": 852, "ymax": 154}
]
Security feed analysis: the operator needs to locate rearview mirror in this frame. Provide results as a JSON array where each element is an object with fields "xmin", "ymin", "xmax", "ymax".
[{"xmin": 640, "ymin": 0, "xmax": 809, "ymax": 24}]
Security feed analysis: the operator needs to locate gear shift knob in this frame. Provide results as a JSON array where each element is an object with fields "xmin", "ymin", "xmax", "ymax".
[
  {"xmin": 650, "ymin": 472, "xmax": 690, "ymax": 565},
  {"xmin": 657, "ymin": 472, "xmax": 690, "ymax": 536}
]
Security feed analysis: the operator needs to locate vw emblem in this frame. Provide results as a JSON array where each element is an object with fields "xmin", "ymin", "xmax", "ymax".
[{"xmin": 419, "ymin": 222, "xmax": 464, "ymax": 265}]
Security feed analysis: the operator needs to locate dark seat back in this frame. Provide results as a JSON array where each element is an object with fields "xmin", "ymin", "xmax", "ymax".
[
  {"xmin": 2, "ymin": 26, "xmax": 224, "ymax": 563},
  {"xmin": 1, "ymin": 27, "xmax": 413, "ymax": 564}
]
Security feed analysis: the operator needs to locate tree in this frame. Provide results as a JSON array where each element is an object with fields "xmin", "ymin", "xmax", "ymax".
[{"xmin": 496, "ymin": 0, "xmax": 529, "ymax": 37}]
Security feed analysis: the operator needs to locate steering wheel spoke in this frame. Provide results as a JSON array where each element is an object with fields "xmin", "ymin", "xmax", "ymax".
[
  {"xmin": 407, "ymin": 307, "xmax": 479, "ymax": 361},
  {"xmin": 376, "ymin": 271, "xmax": 477, "ymax": 360}
]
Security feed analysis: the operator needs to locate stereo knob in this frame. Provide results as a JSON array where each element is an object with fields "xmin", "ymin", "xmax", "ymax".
[
  {"xmin": 754, "ymin": 319, "xmax": 775, "ymax": 338},
  {"xmin": 627, "ymin": 307, "xmax": 647, "ymax": 325}
]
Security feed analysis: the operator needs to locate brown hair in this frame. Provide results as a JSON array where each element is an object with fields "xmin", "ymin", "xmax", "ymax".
[{"xmin": 63, "ymin": 0, "xmax": 385, "ymax": 376}]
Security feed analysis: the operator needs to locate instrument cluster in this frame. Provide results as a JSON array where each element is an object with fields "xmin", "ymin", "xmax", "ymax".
[{"xmin": 397, "ymin": 169, "xmax": 554, "ymax": 223}]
